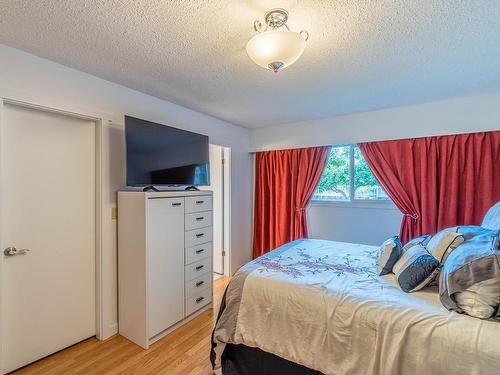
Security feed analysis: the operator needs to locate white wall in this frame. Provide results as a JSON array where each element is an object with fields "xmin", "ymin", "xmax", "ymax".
[
  {"xmin": 250, "ymin": 91, "xmax": 500, "ymax": 245},
  {"xmin": 0, "ymin": 45, "xmax": 252, "ymax": 339},
  {"xmin": 250, "ymin": 91, "xmax": 500, "ymax": 151},
  {"xmin": 307, "ymin": 203, "xmax": 403, "ymax": 246}
]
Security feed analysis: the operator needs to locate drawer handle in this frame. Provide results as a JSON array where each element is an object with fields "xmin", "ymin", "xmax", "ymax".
[
  {"xmin": 196, "ymin": 281, "xmax": 205, "ymax": 287},
  {"xmin": 195, "ymin": 200, "xmax": 204, "ymax": 204},
  {"xmin": 172, "ymin": 202, "xmax": 182, "ymax": 207},
  {"xmin": 196, "ymin": 265, "xmax": 204, "ymax": 271},
  {"xmin": 195, "ymin": 233, "xmax": 204, "ymax": 238},
  {"xmin": 195, "ymin": 249, "xmax": 205, "ymax": 254},
  {"xmin": 196, "ymin": 296, "xmax": 204, "ymax": 303},
  {"xmin": 195, "ymin": 217, "xmax": 204, "ymax": 221}
]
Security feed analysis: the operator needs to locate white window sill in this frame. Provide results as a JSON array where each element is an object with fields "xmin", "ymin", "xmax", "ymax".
[{"xmin": 310, "ymin": 199, "xmax": 399, "ymax": 211}]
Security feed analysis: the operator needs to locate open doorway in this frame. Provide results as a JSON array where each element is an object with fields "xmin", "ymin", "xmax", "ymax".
[{"xmin": 207, "ymin": 144, "xmax": 231, "ymax": 279}]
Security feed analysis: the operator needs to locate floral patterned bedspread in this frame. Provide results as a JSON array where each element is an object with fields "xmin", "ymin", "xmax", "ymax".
[
  {"xmin": 254, "ymin": 240, "xmax": 378, "ymax": 280},
  {"xmin": 212, "ymin": 239, "xmax": 500, "ymax": 375}
]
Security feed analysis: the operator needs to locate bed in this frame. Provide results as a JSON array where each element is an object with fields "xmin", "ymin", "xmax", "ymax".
[{"xmin": 211, "ymin": 236, "xmax": 500, "ymax": 375}]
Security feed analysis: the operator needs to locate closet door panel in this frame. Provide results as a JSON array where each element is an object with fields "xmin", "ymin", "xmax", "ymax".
[{"xmin": 147, "ymin": 198, "xmax": 185, "ymax": 337}]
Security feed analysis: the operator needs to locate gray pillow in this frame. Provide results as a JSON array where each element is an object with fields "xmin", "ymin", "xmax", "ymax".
[
  {"xmin": 453, "ymin": 277, "xmax": 500, "ymax": 319},
  {"xmin": 481, "ymin": 202, "xmax": 500, "ymax": 230},
  {"xmin": 376, "ymin": 235, "xmax": 403, "ymax": 275},
  {"xmin": 393, "ymin": 244, "xmax": 440, "ymax": 292},
  {"xmin": 439, "ymin": 230, "xmax": 500, "ymax": 314},
  {"xmin": 457, "ymin": 225, "xmax": 497, "ymax": 241}
]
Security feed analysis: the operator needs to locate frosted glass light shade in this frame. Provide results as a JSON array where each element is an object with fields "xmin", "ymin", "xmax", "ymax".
[{"xmin": 246, "ymin": 30, "xmax": 306, "ymax": 72}]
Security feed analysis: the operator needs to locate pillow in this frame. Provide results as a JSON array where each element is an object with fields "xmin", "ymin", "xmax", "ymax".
[
  {"xmin": 458, "ymin": 225, "xmax": 497, "ymax": 241},
  {"xmin": 454, "ymin": 277, "xmax": 500, "ymax": 319},
  {"xmin": 426, "ymin": 227, "xmax": 464, "ymax": 263},
  {"xmin": 481, "ymin": 202, "xmax": 500, "ymax": 230},
  {"xmin": 393, "ymin": 244, "xmax": 440, "ymax": 292},
  {"xmin": 439, "ymin": 230, "xmax": 500, "ymax": 314},
  {"xmin": 401, "ymin": 234, "xmax": 431, "ymax": 254},
  {"xmin": 376, "ymin": 235, "xmax": 403, "ymax": 275}
]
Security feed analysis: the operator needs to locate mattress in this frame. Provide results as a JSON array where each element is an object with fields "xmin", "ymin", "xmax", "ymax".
[{"xmin": 211, "ymin": 239, "xmax": 500, "ymax": 375}]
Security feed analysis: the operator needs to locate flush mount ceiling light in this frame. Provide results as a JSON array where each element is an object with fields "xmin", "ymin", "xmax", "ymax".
[{"xmin": 246, "ymin": 8, "xmax": 309, "ymax": 73}]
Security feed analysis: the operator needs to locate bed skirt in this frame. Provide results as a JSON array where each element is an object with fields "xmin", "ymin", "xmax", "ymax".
[{"xmin": 221, "ymin": 344, "xmax": 324, "ymax": 375}]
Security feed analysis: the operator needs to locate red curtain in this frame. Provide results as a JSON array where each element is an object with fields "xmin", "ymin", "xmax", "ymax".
[
  {"xmin": 253, "ymin": 146, "xmax": 331, "ymax": 258},
  {"xmin": 359, "ymin": 131, "xmax": 500, "ymax": 243}
]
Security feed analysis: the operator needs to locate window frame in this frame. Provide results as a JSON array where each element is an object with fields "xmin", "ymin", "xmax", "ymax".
[{"xmin": 311, "ymin": 144, "xmax": 395, "ymax": 209}]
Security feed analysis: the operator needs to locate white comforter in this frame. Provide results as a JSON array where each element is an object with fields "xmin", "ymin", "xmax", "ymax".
[{"xmin": 212, "ymin": 239, "xmax": 500, "ymax": 375}]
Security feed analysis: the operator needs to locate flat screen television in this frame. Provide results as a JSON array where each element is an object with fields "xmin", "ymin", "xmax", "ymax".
[{"xmin": 125, "ymin": 116, "xmax": 210, "ymax": 187}]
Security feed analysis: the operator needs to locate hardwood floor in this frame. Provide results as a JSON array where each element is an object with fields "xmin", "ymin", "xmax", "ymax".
[{"xmin": 14, "ymin": 276, "xmax": 230, "ymax": 375}]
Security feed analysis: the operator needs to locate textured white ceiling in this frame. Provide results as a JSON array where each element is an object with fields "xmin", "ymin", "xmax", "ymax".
[{"xmin": 1, "ymin": 1, "xmax": 500, "ymax": 128}]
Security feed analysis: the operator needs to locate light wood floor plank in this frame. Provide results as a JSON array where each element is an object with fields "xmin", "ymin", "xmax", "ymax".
[{"xmin": 13, "ymin": 276, "xmax": 230, "ymax": 375}]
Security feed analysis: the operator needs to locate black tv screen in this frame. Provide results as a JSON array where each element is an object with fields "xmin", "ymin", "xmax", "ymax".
[{"xmin": 125, "ymin": 116, "xmax": 210, "ymax": 187}]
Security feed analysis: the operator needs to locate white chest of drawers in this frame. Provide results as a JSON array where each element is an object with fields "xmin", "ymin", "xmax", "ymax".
[
  {"xmin": 118, "ymin": 190, "xmax": 213, "ymax": 349},
  {"xmin": 183, "ymin": 196, "xmax": 213, "ymax": 316}
]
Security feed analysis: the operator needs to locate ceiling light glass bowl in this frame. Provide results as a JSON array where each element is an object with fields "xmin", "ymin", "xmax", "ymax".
[
  {"xmin": 246, "ymin": 30, "xmax": 307, "ymax": 72},
  {"xmin": 246, "ymin": 8, "xmax": 309, "ymax": 73}
]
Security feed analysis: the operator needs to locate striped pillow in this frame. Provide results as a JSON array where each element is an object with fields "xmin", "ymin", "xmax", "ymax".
[
  {"xmin": 376, "ymin": 236, "xmax": 403, "ymax": 275},
  {"xmin": 401, "ymin": 234, "xmax": 431, "ymax": 254},
  {"xmin": 426, "ymin": 227, "xmax": 464, "ymax": 263},
  {"xmin": 393, "ymin": 244, "xmax": 440, "ymax": 292}
]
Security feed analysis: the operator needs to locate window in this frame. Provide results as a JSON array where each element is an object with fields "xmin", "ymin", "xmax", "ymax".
[{"xmin": 313, "ymin": 145, "xmax": 390, "ymax": 202}]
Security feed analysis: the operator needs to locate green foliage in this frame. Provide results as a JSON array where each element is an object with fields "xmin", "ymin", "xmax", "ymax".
[
  {"xmin": 316, "ymin": 146, "xmax": 380, "ymax": 199},
  {"xmin": 353, "ymin": 147, "xmax": 378, "ymax": 188},
  {"xmin": 317, "ymin": 147, "xmax": 350, "ymax": 199}
]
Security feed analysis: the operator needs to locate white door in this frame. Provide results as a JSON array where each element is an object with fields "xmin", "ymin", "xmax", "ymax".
[
  {"xmin": 209, "ymin": 145, "xmax": 224, "ymax": 274},
  {"xmin": 1, "ymin": 103, "xmax": 96, "ymax": 373},
  {"xmin": 147, "ymin": 197, "xmax": 185, "ymax": 337}
]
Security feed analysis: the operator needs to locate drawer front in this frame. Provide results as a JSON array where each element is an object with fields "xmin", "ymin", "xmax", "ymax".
[
  {"xmin": 185, "ymin": 195, "xmax": 212, "ymax": 214},
  {"xmin": 185, "ymin": 288, "xmax": 212, "ymax": 316},
  {"xmin": 185, "ymin": 257, "xmax": 212, "ymax": 282},
  {"xmin": 185, "ymin": 226, "xmax": 213, "ymax": 248},
  {"xmin": 185, "ymin": 211, "xmax": 212, "ymax": 231},
  {"xmin": 185, "ymin": 273, "xmax": 211, "ymax": 298},
  {"xmin": 185, "ymin": 242, "xmax": 212, "ymax": 265}
]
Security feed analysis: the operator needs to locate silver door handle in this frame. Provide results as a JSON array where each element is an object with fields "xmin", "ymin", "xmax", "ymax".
[{"xmin": 4, "ymin": 247, "xmax": 30, "ymax": 257}]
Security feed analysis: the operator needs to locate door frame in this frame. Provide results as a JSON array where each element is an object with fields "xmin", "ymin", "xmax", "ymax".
[
  {"xmin": 222, "ymin": 146, "xmax": 231, "ymax": 277},
  {"xmin": 0, "ymin": 98, "xmax": 104, "ymax": 374},
  {"xmin": 208, "ymin": 144, "xmax": 232, "ymax": 277}
]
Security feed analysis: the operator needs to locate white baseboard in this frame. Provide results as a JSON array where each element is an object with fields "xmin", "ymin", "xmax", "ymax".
[{"xmin": 97, "ymin": 322, "xmax": 118, "ymax": 341}]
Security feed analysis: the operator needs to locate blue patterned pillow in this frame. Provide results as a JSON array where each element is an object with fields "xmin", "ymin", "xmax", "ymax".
[
  {"xmin": 393, "ymin": 244, "xmax": 440, "ymax": 292},
  {"xmin": 376, "ymin": 236, "xmax": 403, "ymax": 275}
]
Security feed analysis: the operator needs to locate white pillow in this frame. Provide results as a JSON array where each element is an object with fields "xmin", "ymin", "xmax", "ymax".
[
  {"xmin": 454, "ymin": 277, "xmax": 500, "ymax": 319},
  {"xmin": 426, "ymin": 227, "xmax": 464, "ymax": 263}
]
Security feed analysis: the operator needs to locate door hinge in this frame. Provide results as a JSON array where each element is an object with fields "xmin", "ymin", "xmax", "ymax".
[
  {"xmin": 221, "ymin": 158, "xmax": 225, "ymax": 165},
  {"xmin": 222, "ymin": 250, "xmax": 226, "ymax": 257},
  {"xmin": 111, "ymin": 207, "xmax": 118, "ymax": 220}
]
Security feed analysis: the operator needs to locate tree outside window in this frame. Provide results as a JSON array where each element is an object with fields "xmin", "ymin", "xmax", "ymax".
[{"xmin": 313, "ymin": 145, "xmax": 389, "ymax": 202}]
